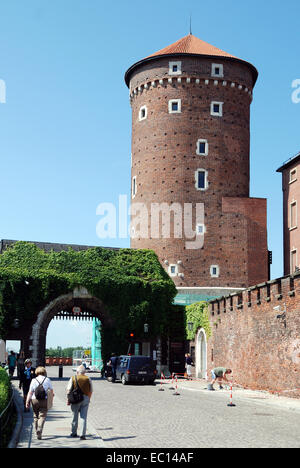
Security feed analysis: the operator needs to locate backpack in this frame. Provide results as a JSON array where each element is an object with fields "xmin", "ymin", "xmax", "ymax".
[
  {"xmin": 35, "ymin": 377, "xmax": 47, "ymax": 400},
  {"xmin": 68, "ymin": 376, "xmax": 84, "ymax": 404}
]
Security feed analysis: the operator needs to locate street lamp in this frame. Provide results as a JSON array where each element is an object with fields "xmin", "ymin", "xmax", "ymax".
[
  {"xmin": 144, "ymin": 323, "xmax": 149, "ymax": 333},
  {"xmin": 187, "ymin": 322, "xmax": 194, "ymax": 331}
]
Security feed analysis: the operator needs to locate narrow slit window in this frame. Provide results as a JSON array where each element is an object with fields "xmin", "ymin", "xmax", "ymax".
[
  {"xmin": 196, "ymin": 139, "xmax": 208, "ymax": 156},
  {"xmin": 195, "ymin": 169, "xmax": 208, "ymax": 190},
  {"xmin": 132, "ymin": 176, "xmax": 137, "ymax": 198},
  {"xmin": 198, "ymin": 171, "xmax": 205, "ymax": 189},
  {"xmin": 210, "ymin": 265, "xmax": 220, "ymax": 277}
]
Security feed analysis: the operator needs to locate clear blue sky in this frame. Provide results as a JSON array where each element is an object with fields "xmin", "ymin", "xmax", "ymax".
[{"xmin": 1, "ymin": 1, "xmax": 299, "ymax": 347}]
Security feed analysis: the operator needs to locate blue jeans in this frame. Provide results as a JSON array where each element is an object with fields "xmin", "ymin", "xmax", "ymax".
[{"xmin": 71, "ymin": 395, "xmax": 90, "ymax": 437}]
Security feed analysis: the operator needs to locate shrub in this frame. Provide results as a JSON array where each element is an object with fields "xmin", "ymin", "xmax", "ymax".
[
  {"xmin": 185, "ymin": 302, "xmax": 211, "ymax": 340},
  {"xmin": 0, "ymin": 367, "xmax": 10, "ymax": 413},
  {"xmin": 0, "ymin": 367, "xmax": 14, "ymax": 448}
]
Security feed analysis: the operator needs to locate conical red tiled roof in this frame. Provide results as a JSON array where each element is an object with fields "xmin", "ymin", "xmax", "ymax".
[
  {"xmin": 125, "ymin": 34, "xmax": 258, "ymax": 87},
  {"xmin": 146, "ymin": 34, "xmax": 238, "ymax": 60}
]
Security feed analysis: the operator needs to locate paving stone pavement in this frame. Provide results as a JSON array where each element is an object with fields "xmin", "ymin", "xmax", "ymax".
[
  {"xmin": 10, "ymin": 367, "xmax": 300, "ymax": 449},
  {"xmin": 12, "ymin": 383, "xmax": 104, "ymax": 448}
]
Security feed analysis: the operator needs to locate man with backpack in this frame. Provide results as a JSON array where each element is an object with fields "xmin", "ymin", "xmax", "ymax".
[
  {"xmin": 66, "ymin": 365, "xmax": 93, "ymax": 440},
  {"xmin": 26, "ymin": 366, "xmax": 54, "ymax": 440}
]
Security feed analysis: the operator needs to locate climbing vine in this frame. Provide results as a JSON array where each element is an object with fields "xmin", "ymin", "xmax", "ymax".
[
  {"xmin": 0, "ymin": 242, "xmax": 177, "ymax": 357},
  {"xmin": 185, "ymin": 301, "xmax": 211, "ymax": 341}
]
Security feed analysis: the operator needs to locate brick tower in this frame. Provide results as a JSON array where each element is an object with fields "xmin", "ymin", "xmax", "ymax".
[{"xmin": 125, "ymin": 34, "xmax": 269, "ymax": 304}]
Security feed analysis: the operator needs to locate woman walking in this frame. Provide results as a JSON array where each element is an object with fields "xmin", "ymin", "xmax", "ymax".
[
  {"xmin": 67, "ymin": 365, "xmax": 93, "ymax": 440},
  {"xmin": 26, "ymin": 366, "xmax": 54, "ymax": 440}
]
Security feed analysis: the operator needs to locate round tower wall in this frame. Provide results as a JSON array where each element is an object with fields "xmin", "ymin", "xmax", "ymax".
[{"xmin": 128, "ymin": 55, "xmax": 261, "ymax": 288}]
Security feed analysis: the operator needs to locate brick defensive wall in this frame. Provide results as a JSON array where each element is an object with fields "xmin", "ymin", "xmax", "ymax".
[{"xmin": 208, "ymin": 273, "xmax": 300, "ymax": 398}]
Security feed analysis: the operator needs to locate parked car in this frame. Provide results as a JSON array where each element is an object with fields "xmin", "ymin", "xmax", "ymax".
[{"xmin": 115, "ymin": 355, "xmax": 157, "ymax": 385}]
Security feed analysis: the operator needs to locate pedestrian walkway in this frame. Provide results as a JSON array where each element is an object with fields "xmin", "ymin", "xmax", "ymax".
[
  {"xmin": 9, "ymin": 373, "xmax": 300, "ymax": 448},
  {"xmin": 11, "ymin": 382, "xmax": 104, "ymax": 448}
]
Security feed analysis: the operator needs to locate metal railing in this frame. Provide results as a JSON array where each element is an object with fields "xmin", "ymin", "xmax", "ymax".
[{"xmin": 0, "ymin": 386, "xmax": 14, "ymax": 448}]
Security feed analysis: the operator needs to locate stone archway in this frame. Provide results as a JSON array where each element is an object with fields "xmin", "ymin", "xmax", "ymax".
[
  {"xmin": 195, "ymin": 328, "xmax": 207, "ymax": 379},
  {"xmin": 30, "ymin": 286, "xmax": 113, "ymax": 367}
]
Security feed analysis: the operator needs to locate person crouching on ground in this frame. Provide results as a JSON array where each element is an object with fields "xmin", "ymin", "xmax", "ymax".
[
  {"xmin": 208, "ymin": 367, "xmax": 232, "ymax": 391},
  {"xmin": 26, "ymin": 366, "xmax": 54, "ymax": 440},
  {"xmin": 67, "ymin": 365, "xmax": 93, "ymax": 440}
]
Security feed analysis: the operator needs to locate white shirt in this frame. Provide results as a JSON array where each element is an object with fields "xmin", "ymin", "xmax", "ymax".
[{"xmin": 29, "ymin": 375, "xmax": 53, "ymax": 400}]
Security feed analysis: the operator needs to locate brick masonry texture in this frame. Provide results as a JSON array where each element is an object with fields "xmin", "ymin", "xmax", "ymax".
[
  {"xmin": 208, "ymin": 273, "xmax": 300, "ymax": 397},
  {"xmin": 127, "ymin": 54, "xmax": 268, "ymax": 288},
  {"xmin": 280, "ymin": 160, "xmax": 300, "ymax": 275}
]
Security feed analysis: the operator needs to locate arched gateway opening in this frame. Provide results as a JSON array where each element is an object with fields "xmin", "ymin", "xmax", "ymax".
[
  {"xmin": 0, "ymin": 241, "xmax": 180, "ymax": 375},
  {"xmin": 31, "ymin": 287, "xmax": 113, "ymax": 368}
]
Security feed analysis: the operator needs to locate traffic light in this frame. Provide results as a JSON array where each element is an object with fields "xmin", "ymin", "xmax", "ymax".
[{"xmin": 127, "ymin": 332, "xmax": 135, "ymax": 355}]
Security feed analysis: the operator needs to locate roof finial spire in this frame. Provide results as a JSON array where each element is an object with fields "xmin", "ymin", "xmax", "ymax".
[{"xmin": 189, "ymin": 15, "xmax": 192, "ymax": 35}]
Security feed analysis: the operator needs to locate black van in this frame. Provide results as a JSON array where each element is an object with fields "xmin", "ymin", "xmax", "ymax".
[{"xmin": 115, "ymin": 355, "xmax": 157, "ymax": 385}]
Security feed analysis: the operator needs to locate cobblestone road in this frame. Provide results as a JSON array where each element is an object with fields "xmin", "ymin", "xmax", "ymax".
[{"xmin": 48, "ymin": 367, "xmax": 300, "ymax": 448}]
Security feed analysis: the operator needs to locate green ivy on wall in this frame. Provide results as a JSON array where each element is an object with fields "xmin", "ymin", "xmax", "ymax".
[
  {"xmin": 0, "ymin": 242, "xmax": 177, "ymax": 358},
  {"xmin": 185, "ymin": 301, "xmax": 211, "ymax": 341}
]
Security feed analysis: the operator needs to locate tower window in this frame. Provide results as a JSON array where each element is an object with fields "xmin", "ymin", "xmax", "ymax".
[
  {"xmin": 139, "ymin": 105, "xmax": 147, "ymax": 121},
  {"xmin": 210, "ymin": 101, "xmax": 223, "ymax": 117},
  {"xmin": 169, "ymin": 99, "xmax": 181, "ymax": 114},
  {"xmin": 196, "ymin": 223, "xmax": 205, "ymax": 235},
  {"xmin": 168, "ymin": 264, "xmax": 178, "ymax": 276},
  {"xmin": 210, "ymin": 265, "xmax": 220, "ymax": 277},
  {"xmin": 132, "ymin": 176, "xmax": 137, "ymax": 198},
  {"xmin": 212, "ymin": 64, "xmax": 224, "ymax": 78},
  {"xmin": 196, "ymin": 139, "xmax": 208, "ymax": 156},
  {"xmin": 169, "ymin": 61, "xmax": 182, "ymax": 75},
  {"xmin": 195, "ymin": 169, "xmax": 208, "ymax": 191}
]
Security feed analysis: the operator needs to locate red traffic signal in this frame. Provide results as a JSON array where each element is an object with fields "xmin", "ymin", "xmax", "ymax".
[{"xmin": 129, "ymin": 333, "xmax": 134, "ymax": 338}]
